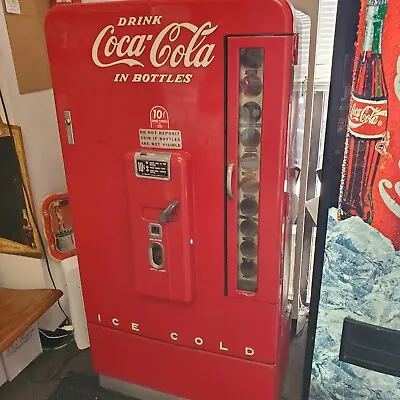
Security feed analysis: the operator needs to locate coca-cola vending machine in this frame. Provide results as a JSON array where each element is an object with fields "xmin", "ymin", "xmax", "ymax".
[
  {"xmin": 45, "ymin": 1, "xmax": 299, "ymax": 398},
  {"xmin": 304, "ymin": 0, "xmax": 400, "ymax": 398}
]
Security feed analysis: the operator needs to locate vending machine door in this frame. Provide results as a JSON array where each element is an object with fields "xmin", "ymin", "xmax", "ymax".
[
  {"xmin": 226, "ymin": 36, "xmax": 294, "ymax": 305},
  {"xmin": 125, "ymin": 151, "xmax": 194, "ymax": 302}
]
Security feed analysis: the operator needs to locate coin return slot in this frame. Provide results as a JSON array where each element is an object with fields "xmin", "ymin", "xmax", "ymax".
[
  {"xmin": 149, "ymin": 223, "xmax": 162, "ymax": 238},
  {"xmin": 149, "ymin": 243, "xmax": 164, "ymax": 269}
]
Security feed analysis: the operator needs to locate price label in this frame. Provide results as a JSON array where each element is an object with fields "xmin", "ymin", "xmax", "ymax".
[{"xmin": 134, "ymin": 152, "xmax": 171, "ymax": 181}]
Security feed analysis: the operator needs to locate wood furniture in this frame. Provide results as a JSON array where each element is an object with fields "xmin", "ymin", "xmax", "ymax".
[{"xmin": 0, "ymin": 288, "xmax": 63, "ymax": 352}]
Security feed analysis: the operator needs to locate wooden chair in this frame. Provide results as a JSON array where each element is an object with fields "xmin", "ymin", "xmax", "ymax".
[{"xmin": 0, "ymin": 288, "xmax": 63, "ymax": 353}]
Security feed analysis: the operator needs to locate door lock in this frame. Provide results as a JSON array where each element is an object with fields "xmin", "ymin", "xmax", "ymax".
[{"xmin": 159, "ymin": 200, "xmax": 179, "ymax": 223}]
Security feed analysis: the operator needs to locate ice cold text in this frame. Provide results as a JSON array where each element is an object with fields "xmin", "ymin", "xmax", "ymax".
[
  {"xmin": 114, "ymin": 73, "xmax": 193, "ymax": 83},
  {"xmin": 97, "ymin": 314, "xmax": 256, "ymax": 358}
]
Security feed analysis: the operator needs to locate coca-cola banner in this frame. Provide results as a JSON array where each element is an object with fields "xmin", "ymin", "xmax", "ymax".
[
  {"xmin": 309, "ymin": 0, "xmax": 400, "ymax": 398},
  {"xmin": 339, "ymin": 0, "xmax": 400, "ymax": 248}
]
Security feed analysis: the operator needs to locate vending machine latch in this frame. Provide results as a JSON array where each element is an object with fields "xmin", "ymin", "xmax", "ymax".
[
  {"xmin": 159, "ymin": 200, "xmax": 180, "ymax": 223},
  {"xmin": 227, "ymin": 163, "xmax": 235, "ymax": 199},
  {"xmin": 63, "ymin": 110, "xmax": 75, "ymax": 145}
]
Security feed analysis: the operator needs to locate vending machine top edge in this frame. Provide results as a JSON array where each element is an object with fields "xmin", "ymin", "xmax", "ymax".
[{"xmin": 45, "ymin": 0, "xmax": 299, "ymax": 398}]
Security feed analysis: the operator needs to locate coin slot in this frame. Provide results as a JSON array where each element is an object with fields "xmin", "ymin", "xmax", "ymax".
[{"xmin": 149, "ymin": 242, "xmax": 164, "ymax": 270}]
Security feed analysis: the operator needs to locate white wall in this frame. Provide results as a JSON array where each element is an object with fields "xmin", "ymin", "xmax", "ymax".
[{"xmin": 0, "ymin": 6, "xmax": 68, "ymax": 330}]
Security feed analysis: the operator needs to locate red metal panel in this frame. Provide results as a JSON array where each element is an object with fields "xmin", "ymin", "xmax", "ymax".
[{"xmin": 89, "ymin": 323, "xmax": 283, "ymax": 400}]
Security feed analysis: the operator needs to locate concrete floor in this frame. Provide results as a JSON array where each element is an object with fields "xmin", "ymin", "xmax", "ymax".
[{"xmin": 0, "ymin": 326, "xmax": 307, "ymax": 400}]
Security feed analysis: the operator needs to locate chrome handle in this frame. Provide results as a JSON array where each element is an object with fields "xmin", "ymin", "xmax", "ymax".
[
  {"xmin": 64, "ymin": 110, "xmax": 75, "ymax": 145},
  {"xmin": 227, "ymin": 163, "xmax": 234, "ymax": 200},
  {"xmin": 159, "ymin": 200, "xmax": 179, "ymax": 223}
]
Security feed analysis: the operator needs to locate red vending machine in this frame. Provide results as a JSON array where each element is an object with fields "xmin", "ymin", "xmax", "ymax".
[{"xmin": 45, "ymin": 1, "xmax": 298, "ymax": 398}]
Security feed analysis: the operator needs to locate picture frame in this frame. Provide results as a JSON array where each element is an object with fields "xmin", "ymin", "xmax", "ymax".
[
  {"xmin": 0, "ymin": 118, "xmax": 43, "ymax": 258},
  {"xmin": 42, "ymin": 193, "xmax": 76, "ymax": 261}
]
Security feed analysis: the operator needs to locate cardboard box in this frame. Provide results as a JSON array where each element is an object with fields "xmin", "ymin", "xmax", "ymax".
[
  {"xmin": 1, "ymin": 323, "xmax": 42, "ymax": 381},
  {"xmin": 0, "ymin": 358, "xmax": 6, "ymax": 387},
  {"xmin": 1, "ymin": 0, "xmax": 52, "ymax": 94}
]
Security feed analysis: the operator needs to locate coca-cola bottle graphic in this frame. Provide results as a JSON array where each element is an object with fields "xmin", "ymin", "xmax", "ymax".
[{"xmin": 338, "ymin": 0, "xmax": 389, "ymax": 223}]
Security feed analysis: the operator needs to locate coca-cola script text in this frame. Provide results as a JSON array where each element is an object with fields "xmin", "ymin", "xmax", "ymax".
[
  {"xmin": 92, "ymin": 18, "xmax": 218, "ymax": 69},
  {"xmin": 348, "ymin": 94, "xmax": 388, "ymax": 139}
]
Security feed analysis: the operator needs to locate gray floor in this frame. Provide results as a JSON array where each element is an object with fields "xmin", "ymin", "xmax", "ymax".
[{"xmin": 0, "ymin": 326, "xmax": 307, "ymax": 400}]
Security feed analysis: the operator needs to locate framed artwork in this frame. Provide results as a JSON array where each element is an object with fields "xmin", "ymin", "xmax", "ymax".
[
  {"xmin": 42, "ymin": 193, "xmax": 76, "ymax": 261},
  {"xmin": 0, "ymin": 118, "xmax": 42, "ymax": 258}
]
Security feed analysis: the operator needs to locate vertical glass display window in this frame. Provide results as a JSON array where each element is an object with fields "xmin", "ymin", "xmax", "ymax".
[{"xmin": 237, "ymin": 48, "xmax": 264, "ymax": 292}]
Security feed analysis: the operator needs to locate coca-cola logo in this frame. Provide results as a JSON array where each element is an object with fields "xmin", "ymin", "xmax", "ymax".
[
  {"xmin": 348, "ymin": 95, "xmax": 388, "ymax": 138},
  {"xmin": 92, "ymin": 16, "xmax": 218, "ymax": 70},
  {"xmin": 349, "ymin": 104, "xmax": 386, "ymax": 127},
  {"xmin": 379, "ymin": 160, "xmax": 400, "ymax": 219},
  {"xmin": 395, "ymin": 56, "xmax": 400, "ymax": 101}
]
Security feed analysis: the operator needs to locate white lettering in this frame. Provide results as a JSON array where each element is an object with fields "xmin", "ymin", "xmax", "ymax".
[
  {"xmin": 104, "ymin": 35, "xmax": 118, "ymax": 57},
  {"xmin": 97, "ymin": 314, "xmax": 101, "ymax": 322},
  {"xmin": 150, "ymin": 22, "xmax": 217, "ymax": 68},
  {"xmin": 378, "ymin": 163, "xmax": 400, "ymax": 218},
  {"xmin": 170, "ymin": 332, "xmax": 178, "ymax": 341},
  {"xmin": 92, "ymin": 25, "xmax": 145, "ymax": 68},
  {"xmin": 184, "ymin": 74, "xmax": 193, "ymax": 83},
  {"xmin": 114, "ymin": 73, "xmax": 129, "ymax": 82},
  {"xmin": 395, "ymin": 56, "xmax": 400, "ymax": 101},
  {"xmin": 126, "ymin": 35, "xmax": 147, "ymax": 57},
  {"xmin": 118, "ymin": 17, "xmax": 127, "ymax": 26},
  {"xmin": 349, "ymin": 104, "xmax": 387, "ymax": 128},
  {"xmin": 144, "ymin": 16, "xmax": 152, "ymax": 25},
  {"xmin": 131, "ymin": 322, "xmax": 140, "ymax": 332},
  {"xmin": 119, "ymin": 16, "xmax": 162, "ymax": 26},
  {"xmin": 132, "ymin": 74, "xmax": 142, "ymax": 82},
  {"xmin": 115, "ymin": 35, "xmax": 130, "ymax": 56},
  {"xmin": 245, "ymin": 347, "xmax": 255, "ymax": 356},
  {"xmin": 128, "ymin": 17, "xmax": 136, "ymax": 26},
  {"xmin": 219, "ymin": 341, "xmax": 228, "ymax": 351},
  {"xmin": 194, "ymin": 337, "xmax": 204, "ymax": 346},
  {"xmin": 112, "ymin": 318, "xmax": 119, "ymax": 326},
  {"xmin": 92, "ymin": 20, "xmax": 217, "ymax": 70}
]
